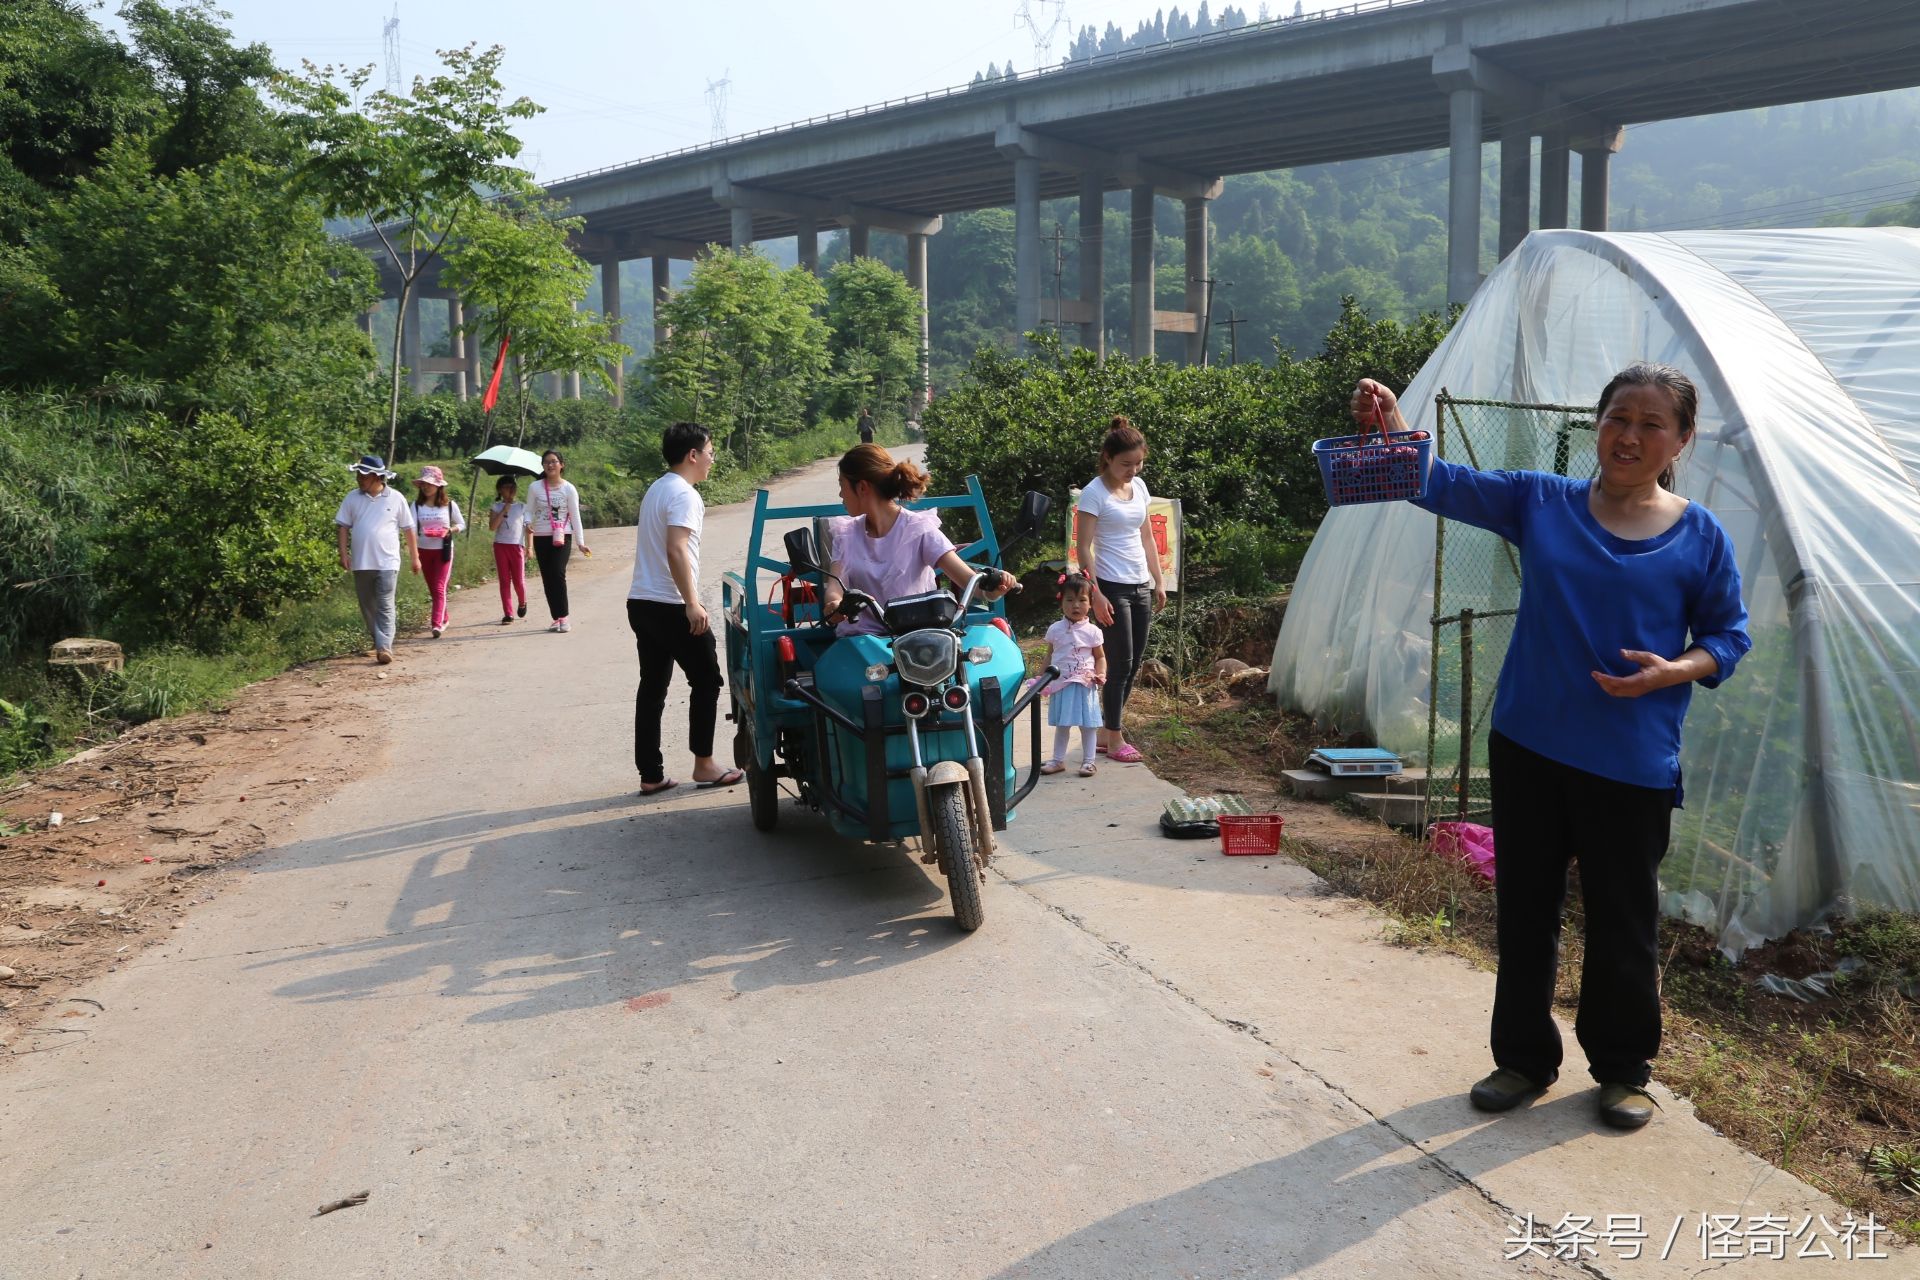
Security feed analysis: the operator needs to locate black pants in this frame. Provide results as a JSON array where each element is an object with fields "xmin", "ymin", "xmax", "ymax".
[
  {"xmin": 1096, "ymin": 578, "xmax": 1152, "ymax": 730},
  {"xmin": 1488, "ymin": 729, "xmax": 1675, "ymax": 1087},
  {"xmin": 628, "ymin": 599, "xmax": 724, "ymax": 784},
  {"xmin": 532, "ymin": 533, "xmax": 571, "ymax": 620}
]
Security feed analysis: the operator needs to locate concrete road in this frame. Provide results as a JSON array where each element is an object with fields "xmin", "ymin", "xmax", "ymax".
[{"xmin": 0, "ymin": 453, "xmax": 1891, "ymax": 1278}]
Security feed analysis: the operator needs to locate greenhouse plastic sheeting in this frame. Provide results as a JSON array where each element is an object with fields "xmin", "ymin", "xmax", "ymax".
[{"xmin": 1271, "ymin": 228, "xmax": 1920, "ymax": 955}]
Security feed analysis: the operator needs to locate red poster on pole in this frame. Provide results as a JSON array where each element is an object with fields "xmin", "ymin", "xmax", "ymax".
[{"xmin": 481, "ymin": 334, "xmax": 510, "ymax": 413}]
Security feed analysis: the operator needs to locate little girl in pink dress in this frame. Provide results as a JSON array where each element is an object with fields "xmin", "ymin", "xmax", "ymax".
[{"xmin": 1037, "ymin": 574, "xmax": 1107, "ymax": 777}]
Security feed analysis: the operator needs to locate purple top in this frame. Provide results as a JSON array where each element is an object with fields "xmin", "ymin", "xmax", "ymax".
[{"xmin": 830, "ymin": 507, "xmax": 957, "ymax": 636}]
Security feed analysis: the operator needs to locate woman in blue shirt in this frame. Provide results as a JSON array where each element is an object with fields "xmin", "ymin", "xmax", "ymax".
[{"xmin": 1352, "ymin": 363, "xmax": 1751, "ymax": 1131}]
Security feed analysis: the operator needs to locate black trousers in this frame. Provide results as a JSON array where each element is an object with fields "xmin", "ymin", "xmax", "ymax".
[
  {"xmin": 532, "ymin": 533, "xmax": 571, "ymax": 620},
  {"xmin": 1096, "ymin": 578, "xmax": 1153, "ymax": 730},
  {"xmin": 628, "ymin": 599, "xmax": 724, "ymax": 784},
  {"xmin": 1488, "ymin": 729, "xmax": 1675, "ymax": 1087}
]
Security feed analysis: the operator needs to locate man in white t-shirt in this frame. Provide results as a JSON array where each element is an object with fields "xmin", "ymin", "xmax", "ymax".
[
  {"xmin": 628, "ymin": 423, "xmax": 738, "ymax": 795},
  {"xmin": 334, "ymin": 454, "xmax": 420, "ymax": 665}
]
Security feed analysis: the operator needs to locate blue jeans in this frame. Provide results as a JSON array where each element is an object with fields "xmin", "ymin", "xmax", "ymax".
[{"xmin": 353, "ymin": 569, "xmax": 398, "ymax": 651}]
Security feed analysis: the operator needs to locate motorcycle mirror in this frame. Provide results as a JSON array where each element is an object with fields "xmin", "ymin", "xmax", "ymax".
[
  {"xmin": 1015, "ymin": 490, "xmax": 1052, "ymax": 537},
  {"xmin": 783, "ymin": 527, "xmax": 821, "ymax": 576}
]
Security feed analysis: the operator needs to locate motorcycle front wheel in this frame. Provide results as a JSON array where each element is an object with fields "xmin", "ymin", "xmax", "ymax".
[{"xmin": 930, "ymin": 783, "xmax": 984, "ymax": 932}]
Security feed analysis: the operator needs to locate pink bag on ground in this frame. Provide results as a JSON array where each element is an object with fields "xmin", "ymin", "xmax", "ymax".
[{"xmin": 1428, "ymin": 821, "xmax": 1495, "ymax": 881}]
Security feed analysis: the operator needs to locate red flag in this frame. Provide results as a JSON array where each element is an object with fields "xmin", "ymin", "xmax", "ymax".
[{"xmin": 481, "ymin": 334, "xmax": 511, "ymax": 413}]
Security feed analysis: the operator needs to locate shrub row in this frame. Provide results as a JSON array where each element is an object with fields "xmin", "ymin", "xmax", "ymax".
[{"xmin": 923, "ymin": 300, "xmax": 1450, "ymax": 559}]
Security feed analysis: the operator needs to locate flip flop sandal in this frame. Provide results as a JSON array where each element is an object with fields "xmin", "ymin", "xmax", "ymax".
[
  {"xmin": 1109, "ymin": 744, "xmax": 1146, "ymax": 764},
  {"xmin": 697, "ymin": 768, "xmax": 745, "ymax": 789},
  {"xmin": 639, "ymin": 779, "xmax": 679, "ymax": 796}
]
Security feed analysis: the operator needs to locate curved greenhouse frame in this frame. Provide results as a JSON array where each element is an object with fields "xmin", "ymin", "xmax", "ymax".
[{"xmin": 1271, "ymin": 228, "xmax": 1920, "ymax": 953}]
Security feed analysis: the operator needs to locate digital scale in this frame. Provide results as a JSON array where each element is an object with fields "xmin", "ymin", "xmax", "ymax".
[{"xmin": 1306, "ymin": 747, "xmax": 1403, "ymax": 777}]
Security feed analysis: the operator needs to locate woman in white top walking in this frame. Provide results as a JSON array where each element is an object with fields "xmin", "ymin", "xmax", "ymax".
[
  {"xmin": 528, "ymin": 448, "xmax": 592, "ymax": 631},
  {"xmin": 412, "ymin": 465, "xmax": 465, "ymax": 638},
  {"xmin": 1074, "ymin": 417, "xmax": 1166, "ymax": 764}
]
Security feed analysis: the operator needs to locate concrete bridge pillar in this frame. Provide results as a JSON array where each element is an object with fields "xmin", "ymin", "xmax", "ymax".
[
  {"xmin": 1078, "ymin": 173, "xmax": 1105, "ymax": 357},
  {"xmin": 906, "ymin": 232, "xmax": 930, "ymax": 404},
  {"xmin": 402, "ymin": 292, "xmax": 426, "ymax": 394},
  {"xmin": 1014, "ymin": 155, "xmax": 1042, "ymax": 347},
  {"xmin": 601, "ymin": 258, "xmax": 624, "ymax": 407},
  {"xmin": 1498, "ymin": 120, "xmax": 1532, "ymax": 260},
  {"xmin": 652, "ymin": 255, "xmax": 673, "ymax": 354},
  {"xmin": 1183, "ymin": 197, "xmax": 1210, "ymax": 365},
  {"xmin": 849, "ymin": 223, "xmax": 870, "ymax": 260},
  {"xmin": 796, "ymin": 217, "xmax": 819, "ymax": 275},
  {"xmin": 1539, "ymin": 131, "xmax": 1571, "ymax": 229},
  {"xmin": 448, "ymin": 297, "xmax": 470, "ymax": 400},
  {"xmin": 1445, "ymin": 84, "xmax": 1485, "ymax": 307},
  {"xmin": 1129, "ymin": 185, "xmax": 1155, "ymax": 359},
  {"xmin": 730, "ymin": 206, "xmax": 755, "ymax": 250},
  {"xmin": 1577, "ymin": 127, "xmax": 1624, "ymax": 231}
]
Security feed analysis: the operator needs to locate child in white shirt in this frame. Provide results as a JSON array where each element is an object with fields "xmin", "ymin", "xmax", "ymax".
[
  {"xmin": 488, "ymin": 476, "xmax": 532, "ymax": 624},
  {"xmin": 1037, "ymin": 573, "xmax": 1107, "ymax": 777}
]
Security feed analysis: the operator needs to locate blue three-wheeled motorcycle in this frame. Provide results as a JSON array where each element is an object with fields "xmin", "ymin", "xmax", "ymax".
[{"xmin": 722, "ymin": 479, "xmax": 1055, "ymax": 931}]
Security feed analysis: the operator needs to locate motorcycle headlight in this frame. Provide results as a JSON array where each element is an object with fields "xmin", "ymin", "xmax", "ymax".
[{"xmin": 894, "ymin": 629, "xmax": 958, "ymax": 686}]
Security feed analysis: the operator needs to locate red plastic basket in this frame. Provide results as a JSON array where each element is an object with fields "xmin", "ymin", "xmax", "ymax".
[
  {"xmin": 1313, "ymin": 393, "xmax": 1432, "ymax": 507},
  {"xmin": 1219, "ymin": 813, "xmax": 1284, "ymax": 856}
]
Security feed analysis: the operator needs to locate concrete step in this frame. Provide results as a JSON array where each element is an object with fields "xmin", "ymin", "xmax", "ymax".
[
  {"xmin": 1346, "ymin": 792, "xmax": 1429, "ymax": 828},
  {"xmin": 1284, "ymin": 765, "xmax": 1490, "ymax": 801},
  {"xmin": 1283, "ymin": 768, "xmax": 1404, "ymax": 802},
  {"xmin": 1346, "ymin": 791, "xmax": 1493, "ymax": 830}
]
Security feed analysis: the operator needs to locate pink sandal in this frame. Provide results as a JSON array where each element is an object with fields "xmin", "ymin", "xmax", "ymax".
[{"xmin": 1109, "ymin": 743, "xmax": 1145, "ymax": 764}]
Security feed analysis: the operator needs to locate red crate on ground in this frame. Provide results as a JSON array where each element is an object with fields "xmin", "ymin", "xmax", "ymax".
[{"xmin": 1219, "ymin": 813, "xmax": 1284, "ymax": 855}]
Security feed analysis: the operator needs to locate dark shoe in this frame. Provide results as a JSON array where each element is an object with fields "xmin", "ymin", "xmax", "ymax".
[
  {"xmin": 1469, "ymin": 1067, "xmax": 1556, "ymax": 1112},
  {"xmin": 516, "ymin": 603, "xmax": 527, "ymax": 618},
  {"xmin": 1597, "ymin": 1083, "xmax": 1659, "ymax": 1130}
]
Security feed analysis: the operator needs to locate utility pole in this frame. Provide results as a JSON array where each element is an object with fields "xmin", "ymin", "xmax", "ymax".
[
  {"xmin": 1217, "ymin": 308, "xmax": 1247, "ymax": 366},
  {"xmin": 1045, "ymin": 222, "xmax": 1068, "ymax": 336},
  {"xmin": 1189, "ymin": 274, "xmax": 1222, "ymax": 366}
]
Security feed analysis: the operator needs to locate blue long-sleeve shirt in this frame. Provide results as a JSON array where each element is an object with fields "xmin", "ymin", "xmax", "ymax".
[{"xmin": 1414, "ymin": 459, "xmax": 1752, "ymax": 794}]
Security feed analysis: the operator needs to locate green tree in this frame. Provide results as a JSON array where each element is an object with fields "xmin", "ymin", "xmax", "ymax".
[
  {"xmin": 119, "ymin": 0, "xmax": 276, "ymax": 177},
  {"xmin": 823, "ymin": 256, "xmax": 922, "ymax": 419},
  {"xmin": 1210, "ymin": 233, "xmax": 1300, "ymax": 363},
  {"xmin": 27, "ymin": 140, "xmax": 378, "ymax": 416},
  {"xmin": 100, "ymin": 407, "xmax": 353, "ymax": 640},
  {"xmin": 276, "ymin": 44, "xmax": 541, "ymax": 457},
  {"xmin": 440, "ymin": 196, "xmax": 629, "ymax": 446},
  {"xmin": 0, "ymin": 0, "xmax": 151, "ymax": 242},
  {"xmin": 644, "ymin": 249, "xmax": 830, "ymax": 460}
]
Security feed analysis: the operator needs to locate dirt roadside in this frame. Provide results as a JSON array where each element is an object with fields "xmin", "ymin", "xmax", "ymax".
[{"xmin": 0, "ymin": 653, "xmax": 412, "ymax": 1053}]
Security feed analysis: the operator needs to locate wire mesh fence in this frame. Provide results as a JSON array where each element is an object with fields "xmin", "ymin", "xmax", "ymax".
[{"xmin": 1424, "ymin": 392, "xmax": 1597, "ymax": 828}]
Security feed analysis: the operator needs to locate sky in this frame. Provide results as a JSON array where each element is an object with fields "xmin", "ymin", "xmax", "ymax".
[{"xmin": 127, "ymin": 0, "xmax": 1341, "ymax": 182}]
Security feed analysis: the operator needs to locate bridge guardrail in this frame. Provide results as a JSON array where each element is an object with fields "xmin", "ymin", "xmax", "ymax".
[{"xmin": 540, "ymin": 0, "xmax": 1428, "ymax": 188}]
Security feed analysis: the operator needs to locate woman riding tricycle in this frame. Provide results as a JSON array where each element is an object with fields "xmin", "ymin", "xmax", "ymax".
[{"xmin": 722, "ymin": 446, "xmax": 1054, "ymax": 931}]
